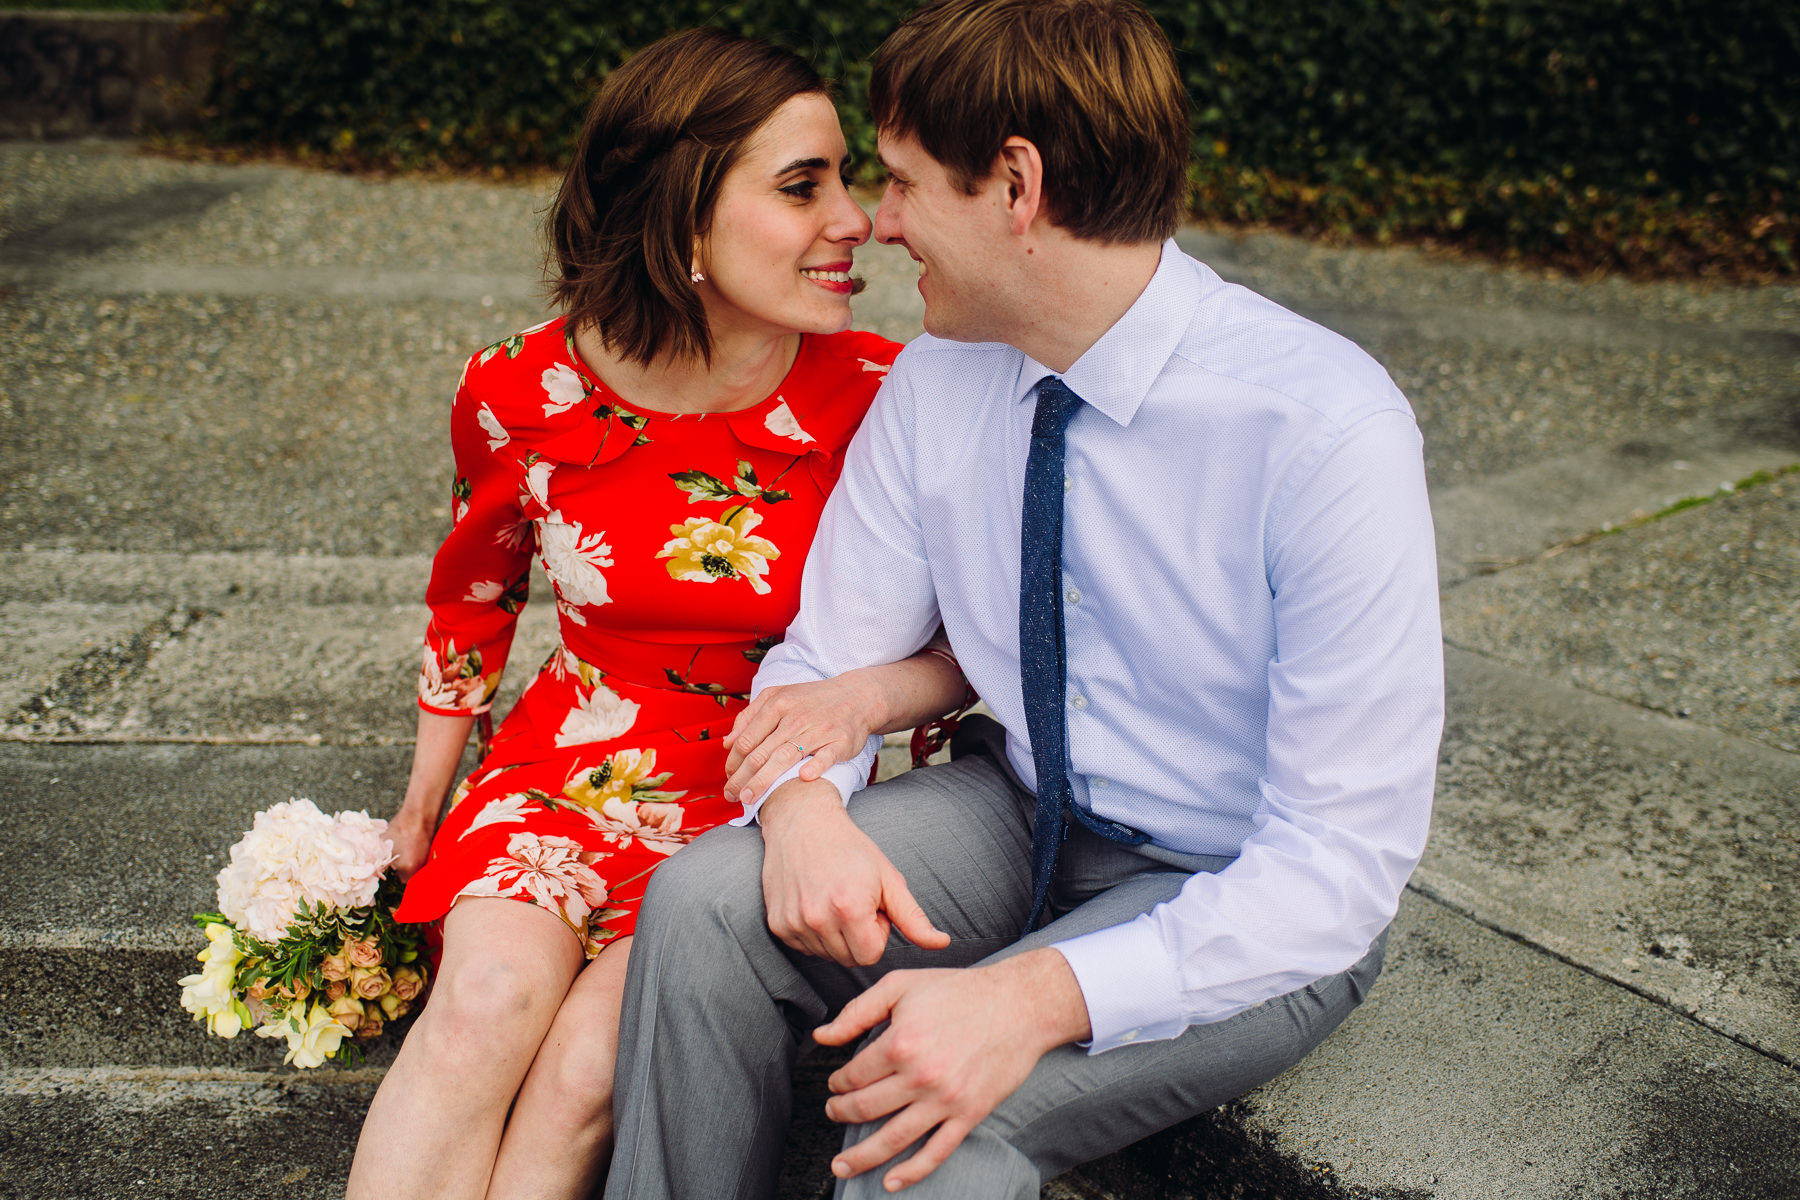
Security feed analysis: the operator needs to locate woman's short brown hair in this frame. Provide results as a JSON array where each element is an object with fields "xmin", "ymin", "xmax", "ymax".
[
  {"xmin": 869, "ymin": 0, "xmax": 1189, "ymax": 244},
  {"xmin": 547, "ymin": 28, "xmax": 827, "ymax": 366}
]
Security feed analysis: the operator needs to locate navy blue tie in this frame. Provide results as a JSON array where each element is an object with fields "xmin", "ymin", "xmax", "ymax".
[{"xmin": 1020, "ymin": 377, "xmax": 1147, "ymax": 929}]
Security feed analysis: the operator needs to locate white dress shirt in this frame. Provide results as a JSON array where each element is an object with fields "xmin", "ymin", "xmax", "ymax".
[{"xmin": 743, "ymin": 241, "xmax": 1444, "ymax": 1053}]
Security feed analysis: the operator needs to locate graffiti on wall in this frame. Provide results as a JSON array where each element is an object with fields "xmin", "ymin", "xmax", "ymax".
[{"xmin": 0, "ymin": 18, "xmax": 138, "ymax": 124}]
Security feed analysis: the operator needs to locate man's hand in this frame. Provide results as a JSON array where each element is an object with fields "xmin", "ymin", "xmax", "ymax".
[
  {"xmin": 813, "ymin": 948, "xmax": 1092, "ymax": 1191},
  {"xmin": 760, "ymin": 778, "xmax": 950, "ymax": 966}
]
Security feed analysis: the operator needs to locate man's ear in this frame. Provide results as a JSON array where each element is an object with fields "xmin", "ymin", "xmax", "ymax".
[{"xmin": 995, "ymin": 136, "xmax": 1045, "ymax": 238}]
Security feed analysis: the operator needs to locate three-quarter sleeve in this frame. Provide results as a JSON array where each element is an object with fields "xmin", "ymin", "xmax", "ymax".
[{"xmin": 416, "ymin": 370, "xmax": 535, "ymax": 716}]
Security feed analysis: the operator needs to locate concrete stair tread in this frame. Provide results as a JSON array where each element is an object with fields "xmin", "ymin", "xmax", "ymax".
[{"xmin": 6, "ymin": 894, "xmax": 1797, "ymax": 1200}]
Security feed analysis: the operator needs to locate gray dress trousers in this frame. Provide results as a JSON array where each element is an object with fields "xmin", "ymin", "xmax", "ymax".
[{"xmin": 603, "ymin": 735, "xmax": 1387, "ymax": 1200}]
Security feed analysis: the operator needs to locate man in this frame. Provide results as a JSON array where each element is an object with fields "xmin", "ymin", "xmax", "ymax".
[{"xmin": 603, "ymin": 1, "xmax": 1443, "ymax": 1196}]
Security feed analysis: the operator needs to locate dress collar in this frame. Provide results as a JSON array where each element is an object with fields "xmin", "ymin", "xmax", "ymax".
[
  {"xmin": 1010, "ymin": 239, "xmax": 1196, "ymax": 427},
  {"xmin": 525, "ymin": 333, "xmax": 854, "ymax": 468}
]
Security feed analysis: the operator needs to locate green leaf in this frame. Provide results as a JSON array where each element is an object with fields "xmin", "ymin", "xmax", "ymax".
[{"xmin": 669, "ymin": 470, "xmax": 738, "ymax": 503}]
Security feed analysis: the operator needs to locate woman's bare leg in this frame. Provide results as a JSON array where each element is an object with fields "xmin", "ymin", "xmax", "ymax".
[
  {"xmin": 486, "ymin": 935, "xmax": 634, "ymax": 1200},
  {"xmin": 347, "ymin": 898, "xmax": 584, "ymax": 1200}
]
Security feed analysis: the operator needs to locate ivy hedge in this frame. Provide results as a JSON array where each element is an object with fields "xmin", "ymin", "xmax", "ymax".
[{"xmin": 202, "ymin": 0, "xmax": 1797, "ymax": 277}]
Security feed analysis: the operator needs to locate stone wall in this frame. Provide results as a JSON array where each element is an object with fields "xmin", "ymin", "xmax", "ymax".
[{"xmin": 0, "ymin": 11, "xmax": 225, "ymax": 137}]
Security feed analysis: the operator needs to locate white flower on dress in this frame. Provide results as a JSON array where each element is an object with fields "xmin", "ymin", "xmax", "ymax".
[
  {"xmin": 586, "ymin": 799, "xmax": 688, "ymax": 857},
  {"xmin": 524, "ymin": 458, "xmax": 555, "ymax": 510},
  {"xmin": 538, "ymin": 508, "xmax": 614, "ymax": 609},
  {"xmin": 763, "ymin": 398, "xmax": 815, "ymax": 444},
  {"xmin": 859, "ymin": 358, "xmax": 890, "ymax": 374},
  {"xmin": 459, "ymin": 792, "xmax": 542, "ymax": 840},
  {"xmin": 453, "ymin": 498, "xmax": 471, "ymax": 524},
  {"xmin": 495, "ymin": 516, "xmax": 535, "ymax": 552},
  {"xmin": 463, "ymin": 579, "xmax": 505, "ymax": 604},
  {"xmin": 418, "ymin": 644, "xmax": 489, "ymax": 712},
  {"xmin": 476, "ymin": 403, "xmax": 510, "ymax": 452},
  {"xmin": 456, "ymin": 832, "xmax": 610, "ymax": 931},
  {"xmin": 556, "ymin": 597, "xmax": 589, "ymax": 627},
  {"xmin": 556, "ymin": 679, "xmax": 639, "ymax": 747},
  {"xmin": 541, "ymin": 363, "xmax": 587, "ymax": 416}
]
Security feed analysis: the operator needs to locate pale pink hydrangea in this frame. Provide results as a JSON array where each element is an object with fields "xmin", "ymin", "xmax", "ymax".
[{"xmin": 215, "ymin": 799, "xmax": 396, "ymax": 943}]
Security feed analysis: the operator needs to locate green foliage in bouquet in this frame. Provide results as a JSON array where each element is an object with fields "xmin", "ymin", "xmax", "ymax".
[
  {"xmin": 180, "ymin": 798, "xmax": 433, "ymax": 1071},
  {"xmin": 183, "ymin": 877, "xmax": 430, "ymax": 1067}
]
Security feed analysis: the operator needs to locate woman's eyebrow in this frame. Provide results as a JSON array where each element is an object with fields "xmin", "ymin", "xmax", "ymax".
[{"xmin": 774, "ymin": 156, "xmax": 831, "ymax": 176}]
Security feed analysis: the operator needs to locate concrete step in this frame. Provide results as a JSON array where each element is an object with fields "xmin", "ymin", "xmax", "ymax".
[
  {"xmin": 5, "ymin": 642, "xmax": 1798, "ymax": 1197},
  {"xmin": 8, "ymin": 640, "xmax": 1795, "ymax": 1064},
  {"xmin": 7, "ymin": 891, "xmax": 1796, "ymax": 1200},
  {"xmin": 1427, "ymin": 648, "xmax": 1799, "ymax": 1065},
  {"xmin": 1076, "ymin": 891, "xmax": 1800, "ymax": 1200}
]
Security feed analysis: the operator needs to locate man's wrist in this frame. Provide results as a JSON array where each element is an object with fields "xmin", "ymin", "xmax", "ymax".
[
  {"xmin": 989, "ymin": 947, "xmax": 1093, "ymax": 1052},
  {"xmin": 759, "ymin": 775, "xmax": 848, "ymax": 834}
]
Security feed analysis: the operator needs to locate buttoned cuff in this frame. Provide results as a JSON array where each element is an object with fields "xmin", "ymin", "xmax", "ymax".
[
  {"xmin": 728, "ymin": 738, "xmax": 878, "ymax": 826},
  {"xmin": 1052, "ymin": 919, "xmax": 1188, "ymax": 1054}
]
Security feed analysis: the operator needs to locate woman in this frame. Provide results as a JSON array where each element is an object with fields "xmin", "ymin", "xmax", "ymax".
[{"xmin": 346, "ymin": 29, "xmax": 966, "ymax": 1200}]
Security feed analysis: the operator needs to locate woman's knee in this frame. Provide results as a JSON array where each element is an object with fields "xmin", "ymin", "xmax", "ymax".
[{"xmin": 413, "ymin": 941, "xmax": 573, "ymax": 1067}]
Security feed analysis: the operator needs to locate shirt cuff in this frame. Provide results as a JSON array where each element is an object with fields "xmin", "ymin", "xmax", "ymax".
[
  {"xmin": 1052, "ymin": 918, "xmax": 1188, "ymax": 1054},
  {"xmin": 728, "ymin": 736, "xmax": 879, "ymax": 826}
]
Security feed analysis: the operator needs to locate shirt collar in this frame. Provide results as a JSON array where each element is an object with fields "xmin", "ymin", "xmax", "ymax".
[{"xmin": 1011, "ymin": 239, "xmax": 1195, "ymax": 426}]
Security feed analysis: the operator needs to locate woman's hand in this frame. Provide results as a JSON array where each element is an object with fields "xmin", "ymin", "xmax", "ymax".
[
  {"xmin": 384, "ymin": 709, "xmax": 475, "ymax": 880},
  {"xmin": 725, "ymin": 670, "xmax": 890, "ymax": 806},
  {"xmin": 385, "ymin": 800, "xmax": 438, "ymax": 881}
]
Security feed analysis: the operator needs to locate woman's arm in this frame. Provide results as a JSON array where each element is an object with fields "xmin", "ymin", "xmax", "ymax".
[
  {"xmin": 386, "ymin": 709, "xmax": 476, "ymax": 879},
  {"xmin": 723, "ymin": 641, "xmax": 971, "ymax": 805}
]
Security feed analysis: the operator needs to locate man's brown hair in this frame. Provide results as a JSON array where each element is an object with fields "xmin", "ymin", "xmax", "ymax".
[
  {"xmin": 547, "ymin": 28, "xmax": 826, "ymax": 366},
  {"xmin": 870, "ymin": 0, "xmax": 1189, "ymax": 244}
]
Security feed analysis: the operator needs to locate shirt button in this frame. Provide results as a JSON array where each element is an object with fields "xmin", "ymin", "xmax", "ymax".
[
  {"xmin": 1063, "ymin": 475, "xmax": 1073, "ymax": 494},
  {"xmin": 1093, "ymin": 777, "xmax": 1108, "ymax": 789},
  {"xmin": 1065, "ymin": 586, "xmax": 1082, "ymax": 604},
  {"xmin": 1120, "ymin": 1029, "xmax": 1140, "ymax": 1042},
  {"xmin": 1070, "ymin": 694, "xmax": 1088, "ymax": 711}
]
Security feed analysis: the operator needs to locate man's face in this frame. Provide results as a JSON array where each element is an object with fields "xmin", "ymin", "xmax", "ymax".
[{"xmin": 872, "ymin": 132, "xmax": 1013, "ymax": 343}]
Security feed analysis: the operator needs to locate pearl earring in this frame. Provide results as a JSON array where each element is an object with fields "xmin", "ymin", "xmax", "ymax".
[{"xmin": 690, "ymin": 268, "xmax": 706, "ymax": 283}]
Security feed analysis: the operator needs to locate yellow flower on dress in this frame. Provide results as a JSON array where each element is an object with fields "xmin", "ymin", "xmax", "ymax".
[
  {"xmin": 657, "ymin": 508, "xmax": 780, "ymax": 595},
  {"xmin": 563, "ymin": 748, "xmax": 664, "ymax": 810}
]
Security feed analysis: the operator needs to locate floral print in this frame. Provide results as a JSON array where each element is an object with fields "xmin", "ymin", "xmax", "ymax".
[
  {"xmin": 538, "ymin": 509, "xmax": 614, "ymax": 609},
  {"xmin": 764, "ymin": 398, "xmax": 815, "ymax": 444},
  {"xmin": 555, "ymin": 679, "xmax": 640, "ymax": 747},
  {"xmin": 477, "ymin": 403, "xmax": 510, "ymax": 452},
  {"xmin": 659, "ymin": 508, "xmax": 782, "ymax": 594},
  {"xmin": 396, "ymin": 318, "xmax": 900, "ymax": 956},
  {"xmin": 455, "ymin": 832, "xmax": 611, "ymax": 933},
  {"xmin": 417, "ymin": 643, "xmax": 496, "ymax": 713},
  {"xmin": 458, "ymin": 791, "xmax": 540, "ymax": 839},
  {"xmin": 540, "ymin": 363, "xmax": 587, "ymax": 416}
]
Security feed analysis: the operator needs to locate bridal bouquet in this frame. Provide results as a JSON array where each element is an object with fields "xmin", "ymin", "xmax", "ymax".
[{"xmin": 178, "ymin": 798, "xmax": 430, "ymax": 1068}]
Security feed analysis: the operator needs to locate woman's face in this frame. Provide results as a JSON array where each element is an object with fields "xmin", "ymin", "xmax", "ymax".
[{"xmin": 696, "ymin": 93, "xmax": 872, "ymax": 342}]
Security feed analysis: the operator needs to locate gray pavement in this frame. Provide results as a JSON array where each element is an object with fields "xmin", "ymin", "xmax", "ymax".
[{"xmin": 2, "ymin": 139, "xmax": 1797, "ymax": 1198}]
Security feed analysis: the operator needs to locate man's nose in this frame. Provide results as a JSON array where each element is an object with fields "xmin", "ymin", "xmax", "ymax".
[{"xmin": 872, "ymin": 187, "xmax": 904, "ymax": 246}]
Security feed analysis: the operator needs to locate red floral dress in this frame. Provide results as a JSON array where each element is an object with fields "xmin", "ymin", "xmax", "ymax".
[{"xmin": 394, "ymin": 318, "xmax": 901, "ymax": 956}]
